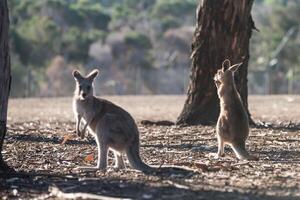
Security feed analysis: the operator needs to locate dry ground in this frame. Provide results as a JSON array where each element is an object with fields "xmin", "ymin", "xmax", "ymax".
[{"xmin": 1, "ymin": 95, "xmax": 300, "ymax": 199}]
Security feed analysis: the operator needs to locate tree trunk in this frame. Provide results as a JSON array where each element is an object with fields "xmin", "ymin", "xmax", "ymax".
[
  {"xmin": 177, "ymin": 0, "xmax": 255, "ymax": 125},
  {"xmin": 0, "ymin": 0, "xmax": 12, "ymax": 172}
]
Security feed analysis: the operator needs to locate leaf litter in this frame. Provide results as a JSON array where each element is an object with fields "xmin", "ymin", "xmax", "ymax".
[{"xmin": 1, "ymin": 120, "xmax": 300, "ymax": 199}]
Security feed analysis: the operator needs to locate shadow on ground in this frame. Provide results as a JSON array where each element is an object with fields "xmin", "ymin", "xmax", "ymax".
[
  {"xmin": 1, "ymin": 171, "xmax": 297, "ymax": 200},
  {"xmin": 252, "ymin": 121, "xmax": 300, "ymax": 131},
  {"xmin": 7, "ymin": 132, "xmax": 300, "ymax": 164}
]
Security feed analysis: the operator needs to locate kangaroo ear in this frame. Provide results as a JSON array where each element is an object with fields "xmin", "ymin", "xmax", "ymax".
[
  {"xmin": 222, "ymin": 59, "xmax": 231, "ymax": 72},
  {"xmin": 87, "ymin": 69, "xmax": 99, "ymax": 81},
  {"xmin": 228, "ymin": 62, "xmax": 243, "ymax": 73},
  {"xmin": 73, "ymin": 70, "xmax": 83, "ymax": 81}
]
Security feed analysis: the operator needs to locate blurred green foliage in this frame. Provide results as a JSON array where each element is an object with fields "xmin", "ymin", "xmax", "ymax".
[
  {"xmin": 251, "ymin": 0, "xmax": 300, "ymax": 70},
  {"xmin": 8, "ymin": 0, "xmax": 197, "ymax": 97},
  {"xmin": 152, "ymin": 0, "xmax": 196, "ymax": 18},
  {"xmin": 7, "ymin": 0, "xmax": 300, "ymax": 96},
  {"xmin": 124, "ymin": 31, "xmax": 152, "ymax": 49}
]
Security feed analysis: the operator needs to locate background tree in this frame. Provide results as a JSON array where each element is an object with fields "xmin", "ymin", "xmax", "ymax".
[
  {"xmin": 0, "ymin": 0, "xmax": 12, "ymax": 172},
  {"xmin": 177, "ymin": 0, "xmax": 255, "ymax": 125}
]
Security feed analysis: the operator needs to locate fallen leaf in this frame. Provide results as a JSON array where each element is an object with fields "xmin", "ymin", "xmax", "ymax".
[
  {"xmin": 84, "ymin": 154, "xmax": 94, "ymax": 162},
  {"xmin": 61, "ymin": 134, "xmax": 73, "ymax": 145},
  {"xmin": 194, "ymin": 162, "xmax": 209, "ymax": 171}
]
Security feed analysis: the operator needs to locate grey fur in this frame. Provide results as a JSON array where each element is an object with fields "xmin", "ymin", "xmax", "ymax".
[
  {"xmin": 214, "ymin": 60, "xmax": 258, "ymax": 160},
  {"xmin": 72, "ymin": 69, "xmax": 152, "ymax": 172}
]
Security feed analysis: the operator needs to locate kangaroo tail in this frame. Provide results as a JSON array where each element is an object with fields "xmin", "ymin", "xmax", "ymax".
[
  {"xmin": 126, "ymin": 141, "xmax": 153, "ymax": 173},
  {"xmin": 231, "ymin": 143, "xmax": 258, "ymax": 161}
]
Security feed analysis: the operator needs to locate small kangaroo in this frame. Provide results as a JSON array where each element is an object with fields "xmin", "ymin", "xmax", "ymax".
[
  {"xmin": 72, "ymin": 69, "xmax": 153, "ymax": 172},
  {"xmin": 214, "ymin": 59, "xmax": 257, "ymax": 160}
]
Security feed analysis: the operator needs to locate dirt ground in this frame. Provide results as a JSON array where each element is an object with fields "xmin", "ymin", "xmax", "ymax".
[{"xmin": 1, "ymin": 95, "xmax": 300, "ymax": 199}]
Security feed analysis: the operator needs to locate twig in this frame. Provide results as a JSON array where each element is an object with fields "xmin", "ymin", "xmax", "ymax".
[
  {"xmin": 140, "ymin": 120, "xmax": 174, "ymax": 126},
  {"xmin": 49, "ymin": 186, "xmax": 131, "ymax": 200},
  {"xmin": 0, "ymin": 171, "xmax": 79, "ymax": 180},
  {"xmin": 232, "ymin": 161, "xmax": 250, "ymax": 167},
  {"xmin": 164, "ymin": 180, "xmax": 190, "ymax": 190}
]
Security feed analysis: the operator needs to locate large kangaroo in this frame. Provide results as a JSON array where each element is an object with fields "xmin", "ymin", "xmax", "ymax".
[
  {"xmin": 72, "ymin": 69, "xmax": 153, "ymax": 172},
  {"xmin": 214, "ymin": 60, "xmax": 258, "ymax": 160}
]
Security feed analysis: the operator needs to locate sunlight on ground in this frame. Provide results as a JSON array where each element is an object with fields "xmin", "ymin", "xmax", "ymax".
[{"xmin": 8, "ymin": 95, "xmax": 300, "ymax": 124}]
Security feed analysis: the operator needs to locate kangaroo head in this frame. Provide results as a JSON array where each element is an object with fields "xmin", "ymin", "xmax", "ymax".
[
  {"xmin": 73, "ymin": 69, "xmax": 99, "ymax": 100},
  {"xmin": 214, "ymin": 59, "xmax": 242, "ymax": 89}
]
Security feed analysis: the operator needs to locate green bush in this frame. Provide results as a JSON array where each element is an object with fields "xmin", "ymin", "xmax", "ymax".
[
  {"xmin": 62, "ymin": 27, "xmax": 105, "ymax": 62},
  {"xmin": 15, "ymin": 16, "xmax": 61, "ymax": 66},
  {"xmin": 152, "ymin": 0, "xmax": 197, "ymax": 18},
  {"xmin": 160, "ymin": 16, "xmax": 180, "ymax": 31},
  {"xmin": 69, "ymin": 1, "xmax": 111, "ymax": 30},
  {"xmin": 124, "ymin": 31, "xmax": 152, "ymax": 49}
]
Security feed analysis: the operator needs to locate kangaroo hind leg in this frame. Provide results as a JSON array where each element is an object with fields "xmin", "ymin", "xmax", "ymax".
[
  {"xmin": 216, "ymin": 136, "xmax": 225, "ymax": 158},
  {"xmin": 231, "ymin": 142, "xmax": 258, "ymax": 161},
  {"xmin": 113, "ymin": 150, "xmax": 125, "ymax": 169}
]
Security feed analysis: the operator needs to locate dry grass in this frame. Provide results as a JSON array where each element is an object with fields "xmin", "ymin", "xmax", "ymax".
[{"xmin": 8, "ymin": 95, "xmax": 300, "ymax": 123}]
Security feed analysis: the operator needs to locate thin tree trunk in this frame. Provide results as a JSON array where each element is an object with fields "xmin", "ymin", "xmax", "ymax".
[
  {"xmin": 0, "ymin": 0, "xmax": 12, "ymax": 172},
  {"xmin": 177, "ymin": 0, "xmax": 255, "ymax": 125}
]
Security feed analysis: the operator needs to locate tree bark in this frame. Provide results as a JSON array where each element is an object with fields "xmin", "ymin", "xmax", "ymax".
[
  {"xmin": 0, "ymin": 0, "xmax": 12, "ymax": 172},
  {"xmin": 177, "ymin": 0, "xmax": 255, "ymax": 125}
]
